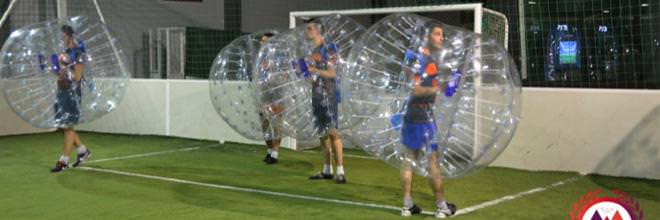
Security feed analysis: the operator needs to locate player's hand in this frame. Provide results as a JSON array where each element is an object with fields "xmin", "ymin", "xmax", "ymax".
[
  {"xmin": 59, "ymin": 53, "xmax": 70, "ymax": 64},
  {"xmin": 308, "ymin": 66, "xmax": 318, "ymax": 73},
  {"xmin": 421, "ymin": 47, "xmax": 430, "ymax": 56}
]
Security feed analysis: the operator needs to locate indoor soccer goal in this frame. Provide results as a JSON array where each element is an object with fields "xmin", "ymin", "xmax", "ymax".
[
  {"xmin": 288, "ymin": 3, "xmax": 510, "ymax": 151},
  {"xmin": 289, "ymin": 3, "xmax": 509, "ymax": 50}
]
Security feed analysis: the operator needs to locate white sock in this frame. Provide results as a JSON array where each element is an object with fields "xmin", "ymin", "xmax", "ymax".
[
  {"xmin": 336, "ymin": 165, "xmax": 345, "ymax": 175},
  {"xmin": 267, "ymin": 148, "xmax": 273, "ymax": 154},
  {"xmin": 323, "ymin": 164, "xmax": 333, "ymax": 174},
  {"xmin": 59, "ymin": 155, "xmax": 69, "ymax": 164},
  {"xmin": 270, "ymin": 151, "xmax": 278, "ymax": 159},
  {"xmin": 404, "ymin": 196, "xmax": 414, "ymax": 209},
  {"xmin": 437, "ymin": 200, "xmax": 447, "ymax": 209},
  {"xmin": 76, "ymin": 145, "xmax": 87, "ymax": 154}
]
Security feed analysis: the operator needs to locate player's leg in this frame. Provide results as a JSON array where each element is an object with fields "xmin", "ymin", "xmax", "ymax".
[
  {"xmin": 51, "ymin": 128, "xmax": 76, "ymax": 172},
  {"xmin": 263, "ymin": 140, "xmax": 280, "ymax": 164},
  {"xmin": 268, "ymin": 127, "xmax": 281, "ymax": 164},
  {"xmin": 72, "ymin": 131, "xmax": 82, "ymax": 146},
  {"xmin": 271, "ymin": 128, "xmax": 281, "ymax": 152},
  {"xmin": 309, "ymin": 103, "xmax": 334, "ymax": 180},
  {"xmin": 70, "ymin": 86, "xmax": 89, "ymax": 167},
  {"xmin": 427, "ymin": 152, "xmax": 457, "ymax": 218},
  {"xmin": 309, "ymin": 135, "xmax": 334, "ymax": 180},
  {"xmin": 322, "ymin": 136, "xmax": 332, "ymax": 169},
  {"xmin": 63, "ymin": 128, "xmax": 76, "ymax": 157},
  {"xmin": 427, "ymin": 153, "xmax": 445, "ymax": 201},
  {"xmin": 270, "ymin": 119, "xmax": 281, "ymax": 162},
  {"xmin": 261, "ymin": 115, "xmax": 276, "ymax": 164},
  {"xmin": 263, "ymin": 139, "xmax": 277, "ymax": 164},
  {"xmin": 329, "ymin": 128, "xmax": 346, "ymax": 183},
  {"xmin": 400, "ymin": 148, "xmax": 422, "ymax": 216},
  {"xmin": 72, "ymin": 130, "xmax": 91, "ymax": 167}
]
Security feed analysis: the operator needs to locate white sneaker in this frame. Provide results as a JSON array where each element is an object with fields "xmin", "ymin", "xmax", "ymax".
[
  {"xmin": 401, "ymin": 204, "xmax": 422, "ymax": 217},
  {"xmin": 434, "ymin": 202, "xmax": 457, "ymax": 218},
  {"xmin": 435, "ymin": 209, "xmax": 449, "ymax": 218},
  {"xmin": 401, "ymin": 208, "xmax": 412, "ymax": 217}
]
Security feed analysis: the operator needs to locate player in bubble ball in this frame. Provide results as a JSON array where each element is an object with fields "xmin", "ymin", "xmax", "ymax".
[
  {"xmin": 303, "ymin": 19, "xmax": 347, "ymax": 184},
  {"xmin": 50, "ymin": 25, "xmax": 92, "ymax": 172},
  {"xmin": 399, "ymin": 22, "xmax": 457, "ymax": 218},
  {"xmin": 257, "ymin": 32, "xmax": 283, "ymax": 165}
]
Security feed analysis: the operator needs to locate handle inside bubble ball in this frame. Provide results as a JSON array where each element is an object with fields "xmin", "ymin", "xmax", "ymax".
[
  {"xmin": 49, "ymin": 54, "xmax": 61, "ymax": 74},
  {"xmin": 36, "ymin": 53, "xmax": 60, "ymax": 74},
  {"xmin": 76, "ymin": 39, "xmax": 86, "ymax": 53},
  {"xmin": 444, "ymin": 69, "xmax": 461, "ymax": 97},
  {"xmin": 38, "ymin": 54, "xmax": 46, "ymax": 71},
  {"xmin": 297, "ymin": 58, "xmax": 310, "ymax": 78},
  {"xmin": 70, "ymin": 39, "xmax": 86, "ymax": 63},
  {"xmin": 320, "ymin": 43, "xmax": 338, "ymax": 61},
  {"xmin": 390, "ymin": 113, "xmax": 404, "ymax": 130},
  {"xmin": 403, "ymin": 49, "xmax": 428, "ymax": 74},
  {"xmin": 295, "ymin": 43, "xmax": 339, "ymax": 79}
]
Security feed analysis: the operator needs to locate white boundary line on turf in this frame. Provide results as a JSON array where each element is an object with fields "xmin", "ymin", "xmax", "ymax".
[
  {"xmin": 78, "ymin": 165, "xmax": 580, "ymax": 217},
  {"xmin": 453, "ymin": 176, "xmax": 580, "ymax": 216},
  {"xmin": 78, "ymin": 166, "xmax": 403, "ymax": 213},
  {"xmin": 85, "ymin": 144, "xmax": 218, "ymax": 164},
  {"xmin": 81, "ymin": 147, "xmax": 580, "ymax": 216},
  {"xmin": 302, "ymin": 151, "xmax": 378, "ymax": 160}
]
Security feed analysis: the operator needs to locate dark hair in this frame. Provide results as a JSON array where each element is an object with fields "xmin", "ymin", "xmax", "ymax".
[
  {"xmin": 262, "ymin": 32, "xmax": 275, "ymax": 38},
  {"xmin": 304, "ymin": 18, "xmax": 323, "ymax": 32},
  {"xmin": 428, "ymin": 22, "xmax": 444, "ymax": 33},
  {"xmin": 61, "ymin": 25, "xmax": 74, "ymax": 36}
]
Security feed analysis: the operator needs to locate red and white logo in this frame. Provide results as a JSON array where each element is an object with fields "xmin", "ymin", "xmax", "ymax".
[{"xmin": 571, "ymin": 189, "xmax": 644, "ymax": 220}]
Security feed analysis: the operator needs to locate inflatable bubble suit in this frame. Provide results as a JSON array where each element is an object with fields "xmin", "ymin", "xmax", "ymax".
[
  {"xmin": 254, "ymin": 14, "xmax": 365, "ymax": 140},
  {"xmin": 343, "ymin": 14, "xmax": 521, "ymax": 178},
  {"xmin": 0, "ymin": 16, "xmax": 129, "ymax": 128},
  {"xmin": 209, "ymin": 30, "xmax": 281, "ymax": 140}
]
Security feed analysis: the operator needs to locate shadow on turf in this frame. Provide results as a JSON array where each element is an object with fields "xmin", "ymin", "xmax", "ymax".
[
  {"xmin": 586, "ymin": 174, "xmax": 660, "ymax": 202},
  {"xmin": 588, "ymin": 104, "xmax": 660, "ymax": 202}
]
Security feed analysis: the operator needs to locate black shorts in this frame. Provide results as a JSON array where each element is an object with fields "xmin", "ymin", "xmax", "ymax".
[
  {"xmin": 312, "ymin": 98, "xmax": 338, "ymax": 134},
  {"xmin": 54, "ymin": 86, "xmax": 82, "ymax": 127}
]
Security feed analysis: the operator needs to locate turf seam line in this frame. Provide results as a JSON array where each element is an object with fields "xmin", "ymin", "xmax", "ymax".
[
  {"xmin": 78, "ymin": 166, "xmax": 405, "ymax": 213},
  {"xmin": 85, "ymin": 143, "xmax": 218, "ymax": 164},
  {"xmin": 453, "ymin": 176, "xmax": 581, "ymax": 216}
]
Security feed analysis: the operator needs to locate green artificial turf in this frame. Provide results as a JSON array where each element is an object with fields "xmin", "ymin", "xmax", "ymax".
[{"xmin": 0, "ymin": 132, "xmax": 657, "ymax": 219}]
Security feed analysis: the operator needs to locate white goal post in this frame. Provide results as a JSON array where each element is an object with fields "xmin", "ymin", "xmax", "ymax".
[
  {"xmin": 290, "ymin": 3, "xmax": 509, "ymax": 49},
  {"xmin": 288, "ymin": 4, "xmax": 509, "ymax": 151}
]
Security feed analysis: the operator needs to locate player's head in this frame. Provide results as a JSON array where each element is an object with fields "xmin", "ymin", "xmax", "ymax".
[
  {"xmin": 61, "ymin": 25, "xmax": 75, "ymax": 48},
  {"xmin": 304, "ymin": 18, "xmax": 323, "ymax": 40},
  {"xmin": 260, "ymin": 32, "xmax": 275, "ymax": 45},
  {"xmin": 427, "ymin": 22, "xmax": 444, "ymax": 50}
]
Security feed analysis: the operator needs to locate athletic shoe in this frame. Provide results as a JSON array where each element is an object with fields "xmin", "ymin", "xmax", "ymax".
[
  {"xmin": 401, "ymin": 204, "xmax": 422, "ymax": 217},
  {"xmin": 308, "ymin": 172, "xmax": 333, "ymax": 180},
  {"xmin": 435, "ymin": 202, "xmax": 457, "ymax": 218},
  {"xmin": 50, "ymin": 161, "xmax": 69, "ymax": 173},
  {"xmin": 264, "ymin": 154, "xmax": 278, "ymax": 164},
  {"xmin": 335, "ymin": 174, "xmax": 347, "ymax": 184},
  {"xmin": 72, "ymin": 149, "xmax": 92, "ymax": 167},
  {"xmin": 263, "ymin": 153, "xmax": 270, "ymax": 163}
]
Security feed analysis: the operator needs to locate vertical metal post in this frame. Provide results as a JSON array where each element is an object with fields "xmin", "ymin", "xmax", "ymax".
[
  {"xmin": 166, "ymin": 28, "xmax": 171, "ymax": 78},
  {"xmin": 57, "ymin": 0, "xmax": 68, "ymax": 20},
  {"xmin": 473, "ymin": 4, "xmax": 484, "ymax": 158},
  {"xmin": 518, "ymin": 0, "xmax": 528, "ymax": 79}
]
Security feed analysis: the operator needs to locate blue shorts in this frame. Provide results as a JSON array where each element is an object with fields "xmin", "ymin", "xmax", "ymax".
[
  {"xmin": 54, "ymin": 87, "xmax": 82, "ymax": 127},
  {"xmin": 401, "ymin": 122, "xmax": 438, "ymax": 151}
]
